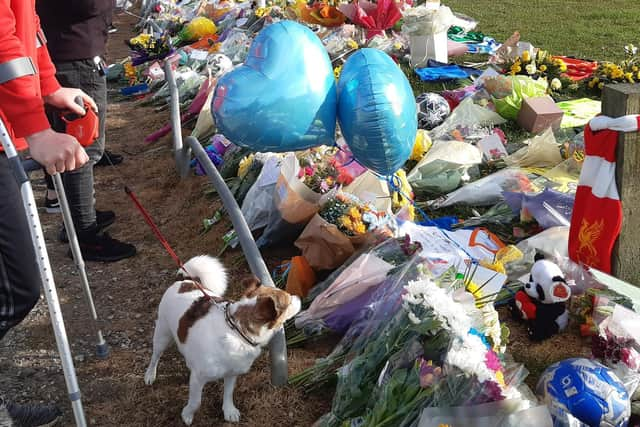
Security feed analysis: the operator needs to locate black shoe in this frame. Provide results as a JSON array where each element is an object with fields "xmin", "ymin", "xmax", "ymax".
[
  {"xmin": 2, "ymin": 398, "xmax": 62, "ymax": 427},
  {"xmin": 59, "ymin": 210, "xmax": 116, "ymax": 243},
  {"xmin": 44, "ymin": 197, "xmax": 61, "ymax": 214},
  {"xmin": 95, "ymin": 150, "xmax": 123, "ymax": 167},
  {"xmin": 70, "ymin": 226, "xmax": 136, "ymax": 262}
]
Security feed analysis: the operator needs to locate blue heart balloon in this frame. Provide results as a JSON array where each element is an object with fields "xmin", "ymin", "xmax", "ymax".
[
  {"xmin": 212, "ymin": 21, "xmax": 337, "ymax": 152},
  {"xmin": 337, "ymin": 48, "xmax": 417, "ymax": 176}
]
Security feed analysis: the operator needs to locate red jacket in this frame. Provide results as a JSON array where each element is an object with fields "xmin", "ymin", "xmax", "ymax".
[{"xmin": 0, "ymin": 0, "xmax": 61, "ymax": 151}]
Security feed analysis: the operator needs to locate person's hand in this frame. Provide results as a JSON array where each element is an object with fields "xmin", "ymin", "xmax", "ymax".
[
  {"xmin": 26, "ymin": 129, "xmax": 89, "ymax": 175},
  {"xmin": 43, "ymin": 87, "xmax": 98, "ymax": 115}
]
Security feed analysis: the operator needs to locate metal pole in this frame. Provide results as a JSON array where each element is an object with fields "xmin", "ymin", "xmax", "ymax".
[
  {"xmin": 52, "ymin": 173, "xmax": 109, "ymax": 359},
  {"xmin": 0, "ymin": 120, "xmax": 87, "ymax": 427},
  {"xmin": 187, "ymin": 136, "xmax": 289, "ymax": 385},
  {"xmin": 164, "ymin": 62, "xmax": 191, "ymax": 178}
]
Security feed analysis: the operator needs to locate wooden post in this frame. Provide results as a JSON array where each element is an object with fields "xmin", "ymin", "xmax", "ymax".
[{"xmin": 601, "ymin": 84, "xmax": 640, "ymax": 283}]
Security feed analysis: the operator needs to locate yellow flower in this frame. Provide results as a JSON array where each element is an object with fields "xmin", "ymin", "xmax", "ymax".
[
  {"xmin": 237, "ymin": 154, "xmax": 254, "ymax": 178},
  {"xmin": 495, "ymin": 370, "xmax": 506, "ymax": 387},
  {"xmin": 348, "ymin": 206, "xmax": 361, "ymax": 220},
  {"xmin": 346, "ymin": 38, "xmax": 358, "ymax": 50},
  {"xmin": 521, "ymin": 50, "xmax": 531, "ymax": 62},
  {"xmin": 333, "ymin": 65, "xmax": 342, "ymax": 80},
  {"xmin": 352, "ymin": 220, "xmax": 367, "ymax": 234},
  {"xmin": 539, "ymin": 64, "xmax": 547, "ymax": 72},
  {"xmin": 598, "ymin": 82, "xmax": 605, "ymax": 89},
  {"xmin": 637, "ymin": 71, "xmax": 640, "ymax": 80},
  {"xmin": 625, "ymin": 72, "xmax": 635, "ymax": 83},
  {"xmin": 633, "ymin": 66, "xmax": 639, "ymax": 72},
  {"xmin": 510, "ymin": 64, "xmax": 521, "ymax": 74},
  {"xmin": 339, "ymin": 215, "xmax": 353, "ymax": 230}
]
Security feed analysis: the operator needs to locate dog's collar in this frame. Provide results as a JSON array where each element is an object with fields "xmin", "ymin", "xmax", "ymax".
[{"xmin": 223, "ymin": 303, "xmax": 259, "ymax": 347}]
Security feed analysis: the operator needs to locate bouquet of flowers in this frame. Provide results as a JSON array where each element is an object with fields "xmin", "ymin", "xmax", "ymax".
[
  {"xmin": 126, "ymin": 32, "xmax": 174, "ymax": 66},
  {"xmin": 314, "ymin": 275, "xmax": 522, "ymax": 427},
  {"xmin": 586, "ymin": 44, "xmax": 640, "ymax": 93},
  {"xmin": 297, "ymin": 146, "xmax": 366, "ymax": 194},
  {"xmin": 288, "ymin": 236, "xmax": 422, "ymax": 346},
  {"xmin": 294, "ymin": 192, "xmax": 395, "ymax": 270},
  {"xmin": 502, "ymin": 49, "xmax": 569, "ymax": 92}
]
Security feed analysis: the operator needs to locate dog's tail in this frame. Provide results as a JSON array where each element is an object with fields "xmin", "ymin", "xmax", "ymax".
[{"xmin": 180, "ymin": 255, "xmax": 227, "ymax": 296}]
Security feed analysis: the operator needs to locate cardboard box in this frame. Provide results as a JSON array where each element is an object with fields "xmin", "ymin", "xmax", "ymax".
[{"xmin": 517, "ymin": 96, "xmax": 564, "ymax": 134}]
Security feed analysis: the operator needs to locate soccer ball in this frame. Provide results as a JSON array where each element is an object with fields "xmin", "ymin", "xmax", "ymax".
[
  {"xmin": 416, "ymin": 92, "xmax": 450, "ymax": 130},
  {"xmin": 536, "ymin": 358, "xmax": 630, "ymax": 427}
]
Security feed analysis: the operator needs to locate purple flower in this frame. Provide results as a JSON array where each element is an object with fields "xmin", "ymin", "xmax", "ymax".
[{"xmin": 418, "ymin": 359, "xmax": 442, "ymax": 388}]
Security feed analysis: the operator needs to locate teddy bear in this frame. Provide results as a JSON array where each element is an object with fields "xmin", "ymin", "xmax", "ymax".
[{"xmin": 510, "ymin": 253, "xmax": 571, "ymax": 341}]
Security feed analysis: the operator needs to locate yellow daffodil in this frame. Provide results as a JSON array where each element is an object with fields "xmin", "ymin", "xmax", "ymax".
[
  {"xmin": 625, "ymin": 72, "xmax": 635, "ymax": 83},
  {"xmin": 633, "ymin": 66, "xmax": 639, "ymax": 72},
  {"xmin": 495, "ymin": 370, "xmax": 506, "ymax": 387},
  {"xmin": 539, "ymin": 64, "xmax": 547, "ymax": 72},
  {"xmin": 521, "ymin": 50, "xmax": 531, "ymax": 62}
]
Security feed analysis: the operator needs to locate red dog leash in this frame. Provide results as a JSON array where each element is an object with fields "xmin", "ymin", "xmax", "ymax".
[{"xmin": 125, "ymin": 185, "xmax": 211, "ymax": 300}]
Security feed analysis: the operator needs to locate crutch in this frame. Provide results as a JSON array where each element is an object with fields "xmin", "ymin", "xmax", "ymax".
[
  {"xmin": 22, "ymin": 160, "xmax": 110, "ymax": 359},
  {"xmin": 0, "ymin": 119, "xmax": 87, "ymax": 427}
]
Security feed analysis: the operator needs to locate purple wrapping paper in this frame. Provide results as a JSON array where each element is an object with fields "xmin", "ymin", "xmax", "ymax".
[{"xmin": 503, "ymin": 187, "xmax": 574, "ymax": 228}]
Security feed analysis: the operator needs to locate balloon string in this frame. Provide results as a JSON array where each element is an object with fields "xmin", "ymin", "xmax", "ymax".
[
  {"xmin": 384, "ymin": 172, "xmax": 478, "ymax": 263},
  {"xmin": 333, "ymin": 140, "xmax": 359, "ymax": 167}
]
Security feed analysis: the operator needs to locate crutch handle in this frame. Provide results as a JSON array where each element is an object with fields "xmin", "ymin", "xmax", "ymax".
[{"xmin": 21, "ymin": 158, "xmax": 41, "ymax": 173}]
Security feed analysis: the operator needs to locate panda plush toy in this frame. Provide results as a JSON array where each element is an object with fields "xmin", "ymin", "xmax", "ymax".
[{"xmin": 510, "ymin": 253, "xmax": 571, "ymax": 341}]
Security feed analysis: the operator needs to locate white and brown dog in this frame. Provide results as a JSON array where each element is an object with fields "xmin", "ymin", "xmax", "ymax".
[{"xmin": 144, "ymin": 255, "xmax": 301, "ymax": 425}]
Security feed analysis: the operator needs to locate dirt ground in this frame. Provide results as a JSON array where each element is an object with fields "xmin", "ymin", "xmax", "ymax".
[{"xmin": 0, "ymin": 10, "xmax": 595, "ymax": 427}]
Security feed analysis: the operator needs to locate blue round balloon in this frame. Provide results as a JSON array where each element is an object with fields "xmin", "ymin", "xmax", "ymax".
[
  {"xmin": 212, "ymin": 21, "xmax": 337, "ymax": 152},
  {"xmin": 337, "ymin": 48, "xmax": 417, "ymax": 176}
]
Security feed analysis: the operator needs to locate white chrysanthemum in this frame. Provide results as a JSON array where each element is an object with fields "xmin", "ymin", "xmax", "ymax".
[
  {"xmin": 445, "ymin": 334, "xmax": 494, "ymax": 384},
  {"xmin": 407, "ymin": 311, "xmax": 421, "ymax": 325},
  {"xmin": 551, "ymin": 78, "xmax": 562, "ymax": 90}
]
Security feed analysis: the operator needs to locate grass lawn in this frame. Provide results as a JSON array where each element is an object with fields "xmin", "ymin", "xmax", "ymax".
[{"xmin": 447, "ymin": 0, "xmax": 640, "ymax": 62}]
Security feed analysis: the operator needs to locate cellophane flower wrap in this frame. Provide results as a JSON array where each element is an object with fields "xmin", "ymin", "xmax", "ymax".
[
  {"xmin": 294, "ymin": 192, "xmax": 397, "ymax": 270},
  {"xmin": 313, "ymin": 274, "xmax": 527, "ymax": 427},
  {"xmin": 288, "ymin": 236, "xmax": 422, "ymax": 346}
]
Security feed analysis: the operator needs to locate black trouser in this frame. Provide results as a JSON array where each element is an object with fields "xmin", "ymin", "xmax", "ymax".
[
  {"xmin": 0, "ymin": 155, "xmax": 42, "ymax": 341},
  {"xmin": 44, "ymin": 58, "xmax": 107, "ymax": 231}
]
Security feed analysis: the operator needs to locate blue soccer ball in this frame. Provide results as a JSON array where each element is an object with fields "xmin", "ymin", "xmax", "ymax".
[{"xmin": 536, "ymin": 358, "xmax": 630, "ymax": 427}]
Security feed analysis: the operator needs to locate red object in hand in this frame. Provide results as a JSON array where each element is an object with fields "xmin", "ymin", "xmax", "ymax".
[{"xmin": 61, "ymin": 101, "xmax": 99, "ymax": 147}]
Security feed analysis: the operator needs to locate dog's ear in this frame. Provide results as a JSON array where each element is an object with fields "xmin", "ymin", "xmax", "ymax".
[
  {"xmin": 255, "ymin": 296, "xmax": 278, "ymax": 325},
  {"xmin": 241, "ymin": 275, "xmax": 262, "ymax": 297}
]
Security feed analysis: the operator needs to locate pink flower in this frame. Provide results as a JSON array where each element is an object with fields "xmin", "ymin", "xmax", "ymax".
[{"xmin": 485, "ymin": 350, "xmax": 502, "ymax": 372}]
